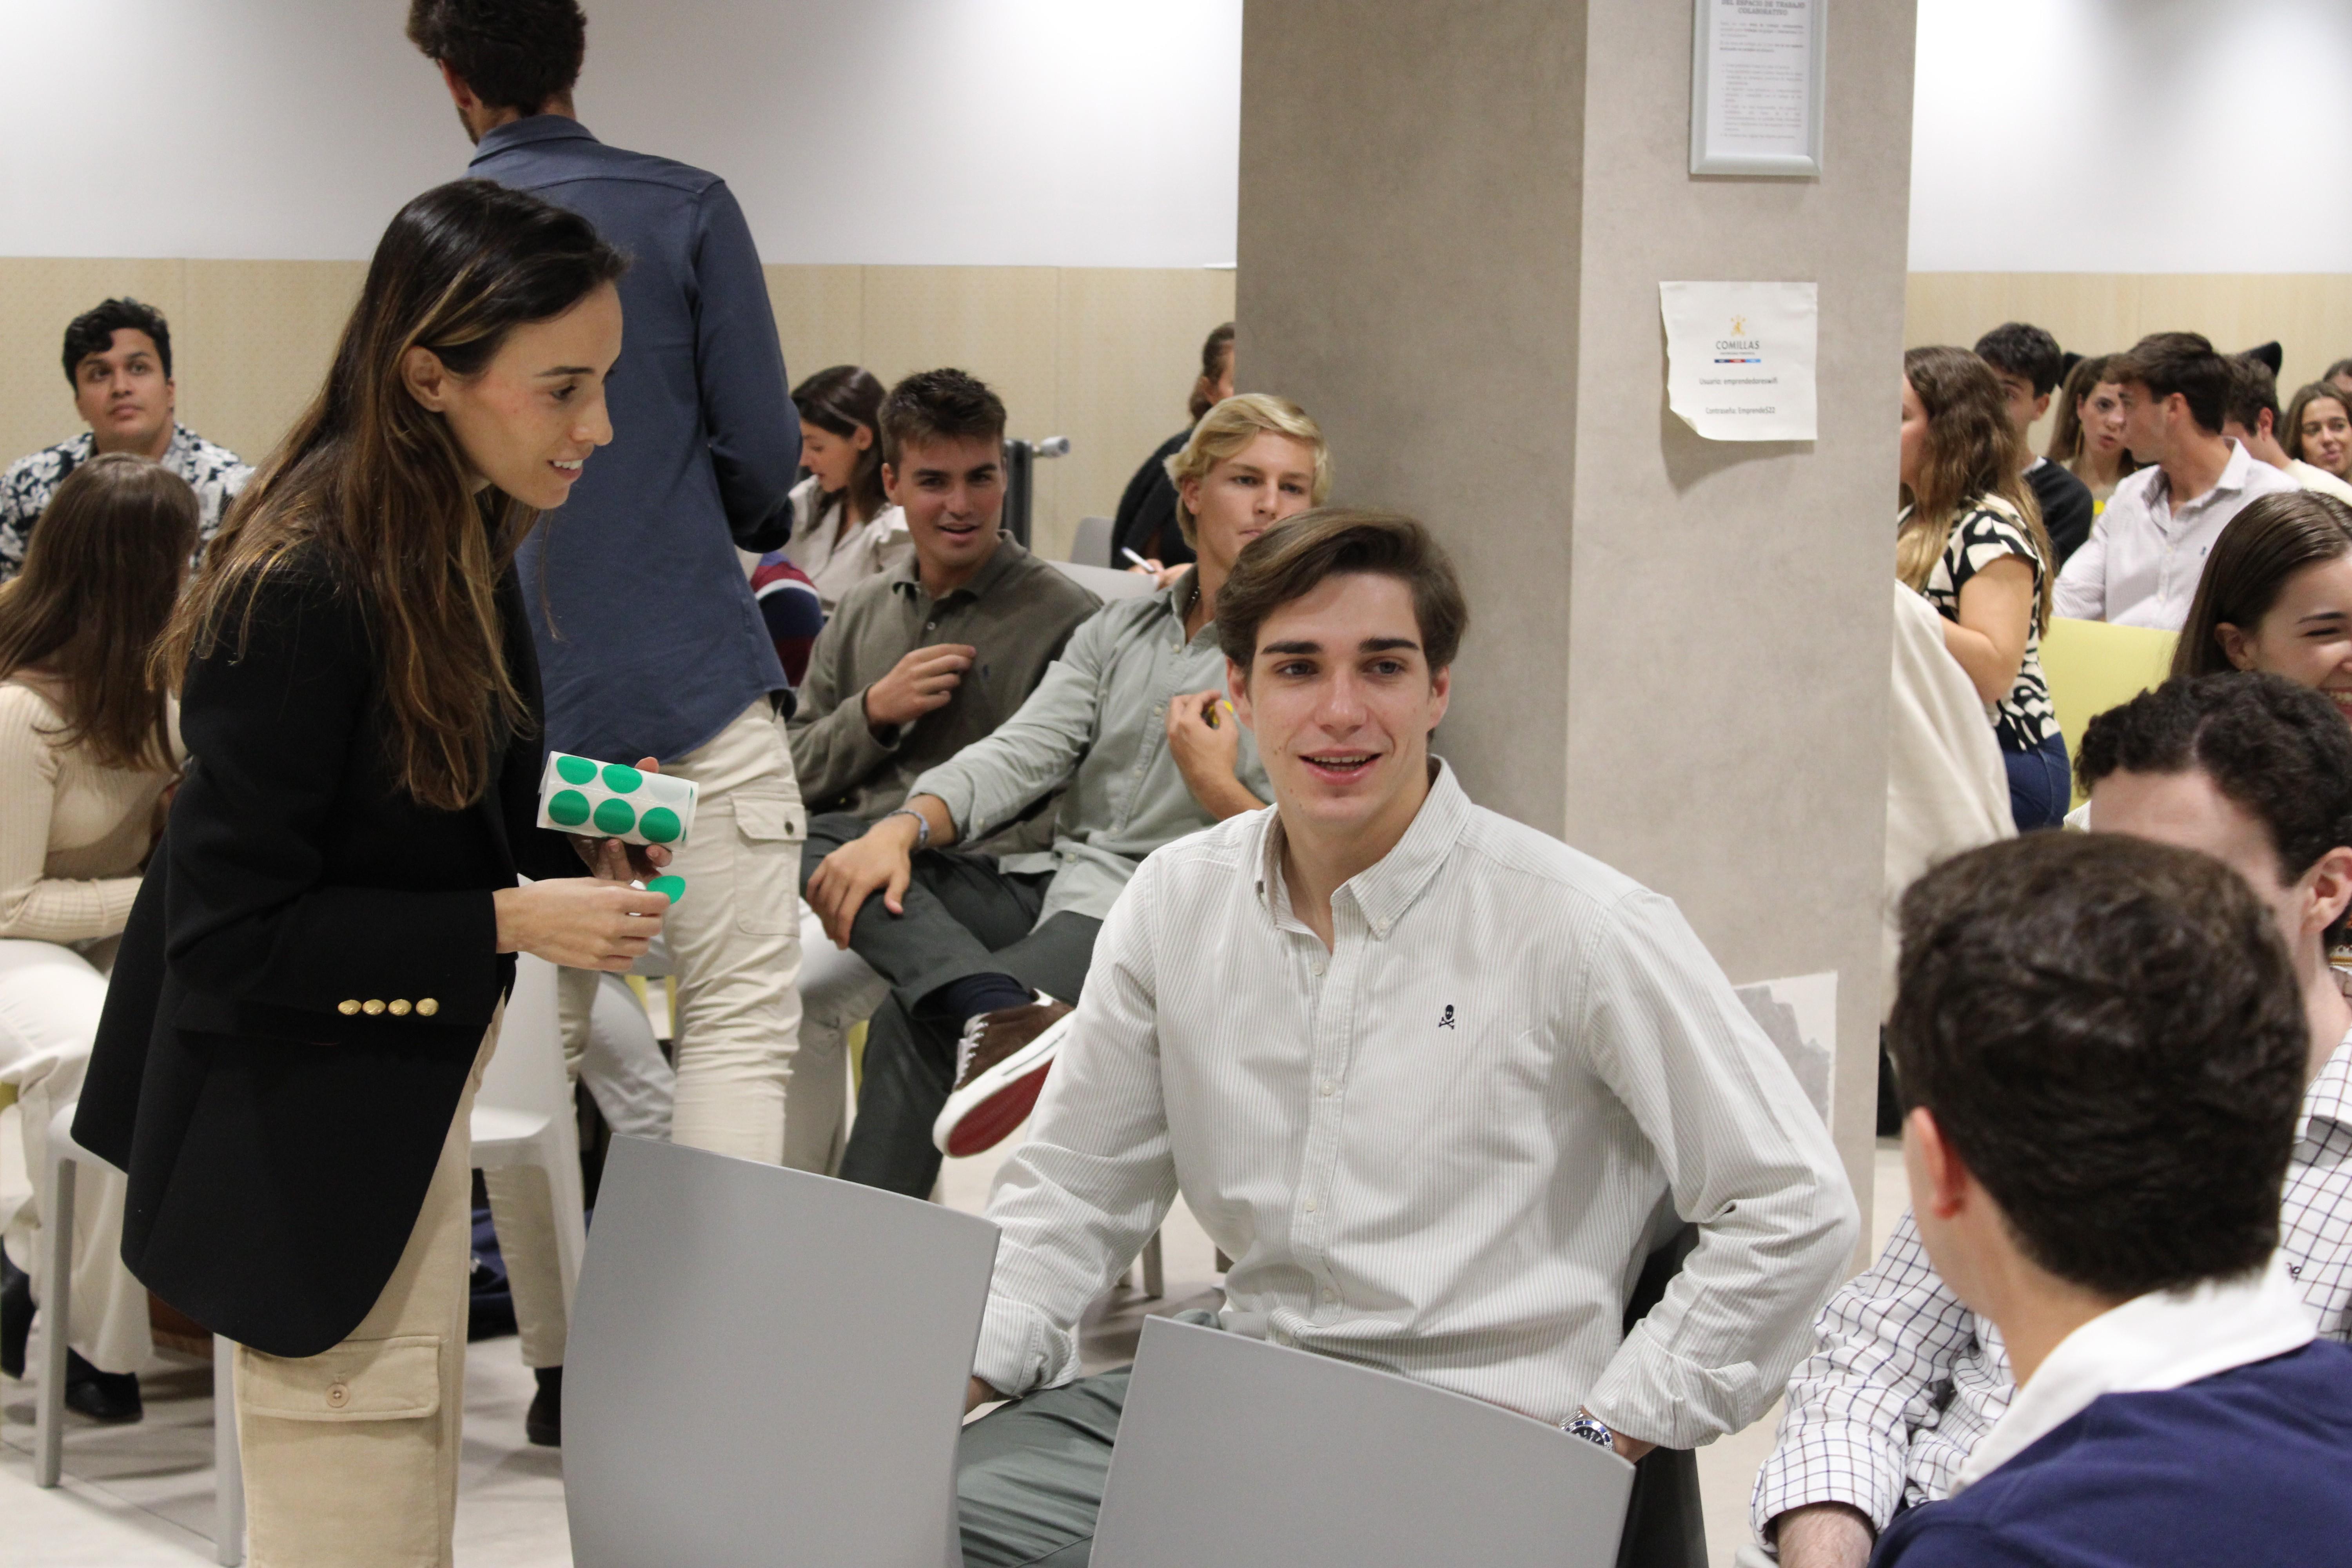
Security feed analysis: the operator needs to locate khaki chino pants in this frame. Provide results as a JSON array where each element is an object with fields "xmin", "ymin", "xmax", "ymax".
[
  {"xmin": 488, "ymin": 698, "xmax": 806, "ymax": 1368},
  {"xmin": 232, "ymin": 1006, "xmax": 501, "ymax": 1568}
]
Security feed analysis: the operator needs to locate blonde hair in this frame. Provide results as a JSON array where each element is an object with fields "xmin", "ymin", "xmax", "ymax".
[{"xmin": 1164, "ymin": 393, "xmax": 1332, "ymax": 546}]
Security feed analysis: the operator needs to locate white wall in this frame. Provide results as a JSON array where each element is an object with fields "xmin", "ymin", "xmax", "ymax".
[
  {"xmin": 0, "ymin": 0, "xmax": 1240, "ymax": 267},
  {"xmin": 1909, "ymin": 0, "xmax": 2352, "ymax": 272}
]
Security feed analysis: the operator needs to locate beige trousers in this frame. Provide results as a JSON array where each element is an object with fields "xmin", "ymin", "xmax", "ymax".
[
  {"xmin": 234, "ymin": 1009, "xmax": 499, "ymax": 1568},
  {"xmin": 486, "ymin": 701, "xmax": 805, "ymax": 1368},
  {"xmin": 0, "ymin": 938, "xmax": 152, "ymax": 1374}
]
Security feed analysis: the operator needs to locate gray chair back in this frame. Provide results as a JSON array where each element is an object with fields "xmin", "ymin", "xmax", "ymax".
[
  {"xmin": 565, "ymin": 1136, "xmax": 999, "ymax": 1568},
  {"xmin": 1092, "ymin": 1316, "xmax": 1635, "ymax": 1568},
  {"xmin": 1052, "ymin": 559, "xmax": 1158, "ymax": 602},
  {"xmin": 1070, "ymin": 514, "xmax": 1116, "ymax": 567}
]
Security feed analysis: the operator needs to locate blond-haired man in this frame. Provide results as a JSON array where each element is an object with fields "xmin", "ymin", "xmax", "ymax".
[{"xmin": 805, "ymin": 394, "xmax": 1329, "ymax": 1196}]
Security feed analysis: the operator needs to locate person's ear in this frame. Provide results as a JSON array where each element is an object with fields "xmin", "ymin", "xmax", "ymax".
[
  {"xmin": 2031, "ymin": 392, "xmax": 2051, "ymax": 423},
  {"xmin": 437, "ymin": 59, "xmax": 479, "ymax": 111},
  {"xmin": 853, "ymin": 423, "xmax": 873, "ymax": 454},
  {"xmin": 2303, "ymin": 846, "xmax": 2352, "ymax": 940},
  {"xmin": 2259, "ymin": 408, "xmax": 2278, "ymax": 442},
  {"xmin": 2213, "ymin": 622, "xmax": 2259, "ymax": 671},
  {"xmin": 1426, "ymin": 663, "xmax": 1451, "ymax": 731},
  {"xmin": 1904, "ymin": 1105, "xmax": 1972, "ymax": 1221},
  {"xmin": 1227, "ymin": 656, "xmax": 1254, "ymax": 730},
  {"xmin": 880, "ymin": 461, "xmax": 901, "ymax": 506},
  {"xmin": 1177, "ymin": 473, "xmax": 1203, "ymax": 517},
  {"xmin": 402, "ymin": 345, "xmax": 454, "ymax": 412}
]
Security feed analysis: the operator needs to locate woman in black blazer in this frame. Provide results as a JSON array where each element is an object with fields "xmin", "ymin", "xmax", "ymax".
[{"xmin": 74, "ymin": 181, "xmax": 666, "ymax": 1568}]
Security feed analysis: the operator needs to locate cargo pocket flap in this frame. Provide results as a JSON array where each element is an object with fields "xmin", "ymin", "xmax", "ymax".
[
  {"xmin": 735, "ymin": 794, "xmax": 806, "ymax": 843},
  {"xmin": 241, "ymin": 1334, "xmax": 442, "ymax": 1421}
]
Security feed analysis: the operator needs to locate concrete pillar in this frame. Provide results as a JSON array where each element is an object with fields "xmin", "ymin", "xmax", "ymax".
[{"xmin": 1238, "ymin": 0, "xmax": 1918, "ymax": 1243}]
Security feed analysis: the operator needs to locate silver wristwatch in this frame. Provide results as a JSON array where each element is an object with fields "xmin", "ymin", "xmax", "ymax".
[
  {"xmin": 1560, "ymin": 1412, "xmax": 1615, "ymax": 1450},
  {"xmin": 882, "ymin": 806, "xmax": 931, "ymax": 850}
]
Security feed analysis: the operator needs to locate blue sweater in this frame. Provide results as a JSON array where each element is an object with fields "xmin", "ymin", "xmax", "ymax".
[
  {"xmin": 469, "ymin": 116, "xmax": 799, "ymax": 764},
  {"xmin": 1871, "ymin": 1341, "xmax": 2352, "ymax": 1568}
]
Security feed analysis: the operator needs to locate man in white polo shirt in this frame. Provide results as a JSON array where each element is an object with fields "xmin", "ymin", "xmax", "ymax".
[
  {"xmin": 2054, "ymin": 331, "xmax": 2298, "ymax": 630},
  {"xmin": 952, "ymin": 508, "xmax": 1858, "ymax": 1568}
]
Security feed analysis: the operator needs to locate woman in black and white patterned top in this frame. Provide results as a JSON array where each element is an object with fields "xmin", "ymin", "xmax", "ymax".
[{"xmin": 1897, "ymin": 346, "xmax": 2068, "ymax": 831}]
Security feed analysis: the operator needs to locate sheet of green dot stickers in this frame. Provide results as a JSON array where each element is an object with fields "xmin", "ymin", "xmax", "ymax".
[{"xmin": 537, "ymin": 753, "xmax": 699, "ymax": 849}]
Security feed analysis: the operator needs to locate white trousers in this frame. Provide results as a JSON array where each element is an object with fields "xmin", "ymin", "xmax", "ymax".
[
  {"xmin": 485, "ymin": 967, "xmax": 673, "ymax": 1369},
  {"xmin": 784, "ymin": 902, "xmax": 884, "ymax": 1174},
  {"xmin": 235, "ymin": 1009, "xmax": 499, "ymax": 1568},
  {"xmin": 0, "ymin": 937, "xmax": 151, "ymax": 1374}
]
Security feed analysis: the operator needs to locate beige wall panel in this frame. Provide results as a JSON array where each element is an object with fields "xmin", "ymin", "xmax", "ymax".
[
  {"xmin": 858, "ymin": 264, "xmax": 1063, "ymax": 551},
  {"xmin": 177, "ymin": 260, "xmax": 365, "ymax": 468},
  {"xmin": 1051, "ymin": 268, "xmax": 1235, "ymax": 562},
  {"xmin": 0, "ymin": 258, "xmax": 189, "ymax": 465},
  {"xmin": 764, "ymin": 263, "xmax": 865, "ymax": 385}
]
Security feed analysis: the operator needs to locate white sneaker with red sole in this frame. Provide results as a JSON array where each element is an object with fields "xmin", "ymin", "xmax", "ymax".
[{"xmin": 933, "ymin": 993, "xmax": 1074, "ymax": 1157}]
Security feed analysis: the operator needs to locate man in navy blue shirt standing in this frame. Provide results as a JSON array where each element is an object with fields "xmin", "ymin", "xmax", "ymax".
[
  {"xmin": 1873, "ymin": 831, "xmax": 2352, "ymax": 1568},
  {"xmin": 408, "ymin": 0, "xmax": 805, "ymax": 1447}
]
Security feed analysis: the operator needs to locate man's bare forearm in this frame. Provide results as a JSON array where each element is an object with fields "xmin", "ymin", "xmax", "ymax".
[{"xmin": 1773, "ymin": 1502, "xmax": 1875, "ymax": 1568}]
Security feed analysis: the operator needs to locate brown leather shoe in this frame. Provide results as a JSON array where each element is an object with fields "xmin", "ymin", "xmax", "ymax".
[{"xmin": 934, "ymin": 995, "xmax": 1074, "ymax": 1156}]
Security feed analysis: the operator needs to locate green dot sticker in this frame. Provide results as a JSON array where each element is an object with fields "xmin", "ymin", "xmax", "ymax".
[
  {"xmin": 639, "ymin": 806, "xmax": 682, "ymax": 844},
  {"xmin": 555, "ymin": 755, "xmax": 596, "ymax": 786},
  {"xmin": 547, "ymin": 789, "xmax": 591, "ymax": 828},
  {"xmin": 602, "ymin": 763, "xmax": 644, "ymax": 793},
  {"xmin": 647, "ymin": 875, "xmax": 685, "ymax": 905},
  {"xmin": 593, "ymin": 797, "xmax": 637, "ymax": 836}
]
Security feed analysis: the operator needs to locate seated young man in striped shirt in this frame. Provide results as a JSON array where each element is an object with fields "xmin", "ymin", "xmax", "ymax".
[
  {"xmin": 1751, "ymin": 672, "xmax": 2352, "ymax": 1567},
  {"xmin": 951, "ymin": 510, "xmax": 1858, "ymax": 1568},
  {"xmin": 1865, "ymin": 832, "xmax": 2352, "ymax": 1568}
]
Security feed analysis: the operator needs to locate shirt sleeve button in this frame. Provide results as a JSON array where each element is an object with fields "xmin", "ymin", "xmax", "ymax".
[{"xmin": 325, "ymin": 1383, "xmax": 350, "ymax": 1409}]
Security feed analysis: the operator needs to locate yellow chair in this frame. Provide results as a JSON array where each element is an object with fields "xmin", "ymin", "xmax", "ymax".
[{"xmin": 2039, "ymin": 616, "xmax": 2180, "ymax": 804}]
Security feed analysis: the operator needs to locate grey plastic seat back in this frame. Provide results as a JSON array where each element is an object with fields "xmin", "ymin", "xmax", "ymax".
[
  {"xmin": 565, "ymin": 1136, "xmax": 999, "ymax": 1568},
  {"xmin": 1071, "ymin": 514, "xmax": 1116, "ymax": 566},
  {"xmin": 1093, "ymin": 1316, "xmax": 1635, "ymax": 1568}
]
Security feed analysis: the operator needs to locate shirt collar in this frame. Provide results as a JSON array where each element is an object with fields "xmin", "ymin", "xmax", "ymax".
[
  {"xmin": 1255, "ymin": 759, "xmax": 1471, "ymax": 938},
  {"xmin": 2299, "ymin": 1025, "xmax": 2352, "ymax": 1145},
  {"xmin": 469, "ymin": 114, "xmax": 600, "ymax": 163},
  {"xmin": 1953, "ymin": 1253, "xmax": 2317, "ymax": 1492},
  {"xmin": 889, "ymin": 532, "xmax": 1028, "ymax": 604}
]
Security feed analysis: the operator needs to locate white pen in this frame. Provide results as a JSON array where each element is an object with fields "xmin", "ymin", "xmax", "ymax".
[{"xmin": 1121, "ymin": 546, "xmax": 1152, "ymax": 570}]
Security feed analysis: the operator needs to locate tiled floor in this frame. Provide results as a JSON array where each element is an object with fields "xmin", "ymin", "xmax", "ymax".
[{"xmin": 1, "ymin": 1102, "xmax": 1909, "ymax": 1568}]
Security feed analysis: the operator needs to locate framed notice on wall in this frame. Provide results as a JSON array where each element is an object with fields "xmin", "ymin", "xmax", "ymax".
[{"xmin": 1690, "ymin": 0, "xmax": 1825, "ymax": 177}]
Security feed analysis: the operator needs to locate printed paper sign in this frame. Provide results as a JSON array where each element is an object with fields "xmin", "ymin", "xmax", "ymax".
[{"xmin": 1659, "ymin": 280, "xmax": 1818, "ymax": 441}]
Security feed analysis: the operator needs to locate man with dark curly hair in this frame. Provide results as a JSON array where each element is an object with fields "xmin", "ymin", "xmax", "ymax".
[{"xmin": 407, "ymin": 0, "xmax": 806, "ymax": 1449}]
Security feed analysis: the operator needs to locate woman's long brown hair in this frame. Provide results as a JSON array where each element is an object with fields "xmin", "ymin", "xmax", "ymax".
[
  {"xmin": 1898, "ymin": 345, "xmax": 2057, "ymax": 631},
  {"xmin": 2172, "ymin": 491, "xmax": 2352, "ymax": 679},
  {"xmin": 0, "ymin": 453, "xmax": 194, "ymax": 771},
  {"xmin": 156, "ymin": 181, "xmax": 624, "ymax": 811}
]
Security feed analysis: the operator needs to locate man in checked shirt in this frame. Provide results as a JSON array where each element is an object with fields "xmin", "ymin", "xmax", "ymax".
[{"xmin": 1751, "ymin": 671, "xmax": 2352, "ymax": 1567}]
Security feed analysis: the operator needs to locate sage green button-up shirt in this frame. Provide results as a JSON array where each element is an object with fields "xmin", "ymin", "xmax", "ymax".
[
  {"xmin": 909, "ymin": 570, "xmax": 1270, "ymax": 924},
  {"xmin": 787, "ymin": 534, "xmax": 1099, "ymax": 856}
]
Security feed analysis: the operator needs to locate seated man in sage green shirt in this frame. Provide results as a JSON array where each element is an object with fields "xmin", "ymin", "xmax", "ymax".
[
  {"xmin": 804, "ymin": 392, "xmax": 1330, "ymax": 1197},
  {"xmin": 784, "ymin": 369, "xmax": 1098, "ymax": 1172}
]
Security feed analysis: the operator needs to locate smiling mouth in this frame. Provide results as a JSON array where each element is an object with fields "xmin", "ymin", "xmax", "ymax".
[
  {"xmin": 551, "ymin": 458, "xmax": 584, "ymax": 475},
  {"xmin": 1303, "ymin": 751, "xmax": 1378, "ymax": 779}
]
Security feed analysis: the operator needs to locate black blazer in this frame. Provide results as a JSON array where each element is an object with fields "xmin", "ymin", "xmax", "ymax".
[
  {"xmin": 1108, "ymin": 428, "xmax": 1195, "ymax": 569},
  {"xmin": 74, "ymin": 557, "xmax": 583, "ymax": 1358}
]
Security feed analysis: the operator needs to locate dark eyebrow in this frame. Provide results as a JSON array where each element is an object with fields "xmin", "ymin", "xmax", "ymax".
[
  {"xmin": 1260, "ymin": 639, "xmax": 1320, "ymax": 655},
  {"xmin": 2297, "ymin": 610, "xmax": 2349, "ymax": 625},
  {"xmin": 537, "ymin": 365, "xmax": 596, "ymax": 378},
  {"xmin": 1361, "ymin": 637, "xmax": 1420, "ymax": 653}
]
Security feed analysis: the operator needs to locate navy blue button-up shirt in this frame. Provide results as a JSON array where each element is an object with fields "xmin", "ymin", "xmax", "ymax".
[{"xmin": 468, "ymin": 116, "xmax": 799, "ymax": 763}]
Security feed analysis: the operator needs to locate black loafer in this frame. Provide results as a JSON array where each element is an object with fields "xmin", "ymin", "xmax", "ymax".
[
  {"xmin": 1, "ymin": 1254, "xmax": 29, "ymax": 1380},
  {"xmin": 526, "ymin": 1365, "xmax": 562, "ymax": 1447},
  {"xmin": 64, "ymin": 1350, "xmax": 143, "ymax": 1423}
]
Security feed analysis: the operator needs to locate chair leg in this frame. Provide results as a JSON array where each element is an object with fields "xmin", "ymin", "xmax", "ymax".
[
  {"xmin": 1141, "ymin": 1230, "xmax": 1165, "ymax": 1299},
  {"xmin": 33, "ymin": 1155, "xmax": 74, "ymax": 1487},
  {"xmin": 213, "ymin": 1334, "xmax": 245, "ymax": 1566}
]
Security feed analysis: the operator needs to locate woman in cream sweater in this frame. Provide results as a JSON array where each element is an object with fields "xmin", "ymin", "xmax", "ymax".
[{"xmin": 0, "ymin": 453, "xmax": 192, "ymax": 1422}]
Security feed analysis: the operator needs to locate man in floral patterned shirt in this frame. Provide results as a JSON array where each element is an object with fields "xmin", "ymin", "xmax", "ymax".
[{"xmin": 0, "ymin": 297, "xmax": 251, "ymax": 581}]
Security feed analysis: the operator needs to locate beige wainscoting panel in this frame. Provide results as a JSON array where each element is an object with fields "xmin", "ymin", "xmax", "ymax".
[
  {"xmin": 0, "ymin": 259, "xmax": 191, "ymax": 464},
  {"xmin": 179, "ymin": 260, "xmax": 367, "ymax": 467},
  {"xmin": 1055, "ymin": 268, "xmax": 1236, "ymax": 564},
  {"xmin": 763, "ymin": 264, "xmax": 864, "ymax": 385},
  {"xmin": 2, "ymin": 256, "xmax": 1228, "ymax": 557}
]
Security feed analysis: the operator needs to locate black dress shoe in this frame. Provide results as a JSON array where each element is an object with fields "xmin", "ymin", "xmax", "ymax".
[
  {"xmin": 1, "ymin": 1254, "xmax": 29, "ymax": 1380},
  {"xmin": 526, "ymin": 1365, "xmax": 562, "ymax": 1447},
  {"xmin": 64, "ymin": 1350, "xmax": 143, "ymax": 1423}
]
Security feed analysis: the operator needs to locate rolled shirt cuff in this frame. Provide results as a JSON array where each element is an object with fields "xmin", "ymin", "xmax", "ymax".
[{"xmin": 972, "ymin": 1292, "xmax": 1080, "ymax": 1400}]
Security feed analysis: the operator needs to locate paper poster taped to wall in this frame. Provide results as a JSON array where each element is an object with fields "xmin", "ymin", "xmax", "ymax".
[
  {"xmin": 1733, "ymin": 970, "xmax": 1835, "ymax": 1122},
  {"xmin": 1660, "ymin": 280, "xmax": 1818, "ymax": 441}
]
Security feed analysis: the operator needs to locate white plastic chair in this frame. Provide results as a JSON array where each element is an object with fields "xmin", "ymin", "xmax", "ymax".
[
  {"xmin": 1070, "ymin": 515, "xmax": 1116, "ymax": 567},
  {"xmin": 1092, "ymin": 1316, "xmax": 1635, "ymax": 1567},
  {"xmin": 471, "ymin": 955, "xmax": 587, "ymax": 1323},
  {"xmin": 36, "ymin": 1104, "xmax": 245, "ymax": 1566}
]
